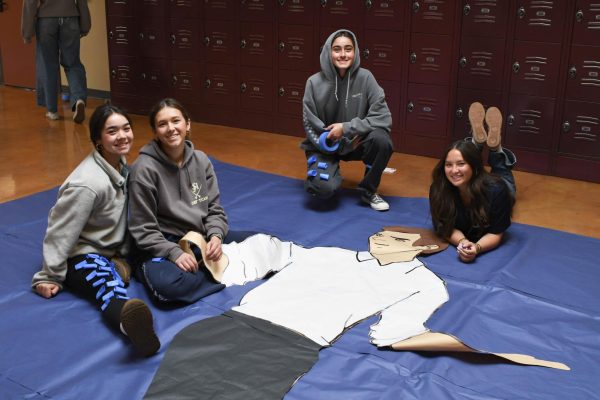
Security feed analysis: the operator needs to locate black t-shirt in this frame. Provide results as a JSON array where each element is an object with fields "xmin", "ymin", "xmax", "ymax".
[{"xmin": 455, "ymin": 180, "xmax": 513, "ymax": 242}]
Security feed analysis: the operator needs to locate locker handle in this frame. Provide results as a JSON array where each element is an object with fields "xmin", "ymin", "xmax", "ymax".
[
  {"xmin": 140, "ymin": 72, "xmax": 147, "ymax": 80},
  {"xmin": 512, "ymin": 61, "xmax": 520, "ymax": 73},
  {"xmin": 562, "ymin": 121, "xmax": 571, "ymax": 133},
  {"xmin": 320, "ymin": 0, "xmax": 327, "ymax": 7},
  {"xmin": 204, "ymin": 78, "xmax": 211, "ymax": 88},
  {"xmin": 410, "ymin": 52, "xmax": 417, "ymax": 63},
  {"xmin": 109, "ymin": 31, "xmax": 114, "ymax": 40},
  {"xmin": 459, "ymin": 56, "xmax": 467, "ymax": 68},
  {"xmin": 170, "ymin": 34, "xmax": 176, "ymax": 45},
  {"xmin": 241, "ymin": 82, "xmax": 247, "ymax": 93},
  {"xmin": 456, "ymin": 107, "xmax": 464, "ymax": 119},
  {"xmin": 172, "ymin": 75, "xmax": 178, "ymax": 85},
  {"xmin": 111, "ymin": 69, "xmax": 117, "ymax": 79},
  {"xmin": 463, "ymin": 4, "xmax": 471, "ymax": 16},
  {"xmin": 407, "ymin": 101, "xmax": 415, "ymax": 112},
  {"xmin": 278, "ymin": 0, "xmax": 286, "ymax": 6},
  {"xmin": 576, "ymin": 10, "xmax": 584, "ymax": 22},
  {"xmin": 204, "ymin": 36, "xmax": 210, "ymax": 46},
  {"xmin": 365, "ymin": 0, "xmax": 373, "ymax": 10},
  {"xmin": 278, "ymin": 41, "xmax": 285, "ymax": 52},
  {"xmin": 363, "ymin": 49, "xmax": 370, "ymax": 60},
  {"xmin": 412, "ymin": 1, "xmax": 420, "ymax": 13},
  {"xmin": 568, "ymin": 66, "xmax": 577, "ymax": 79},
  {"xmin": 517, "ymin": 6, "xmax": 526, "ymax": 19},
  {"xmin": 240, "ymin": 39, "xmax": 247, "ymax": 49},
  {"xmin": 507, "ymin": 114, "xmax": 515, "ymax": 126},
  {"xmin": 278, "ymin": 87, "xmax": 285, "ymax": 97},
  {"xmin": 138, "ymin": 32, "xmax": 145, "ymax": 40}
]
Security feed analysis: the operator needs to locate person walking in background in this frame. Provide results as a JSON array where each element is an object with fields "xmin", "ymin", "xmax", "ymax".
[{"xmin": 21, "ymin": 0, "xmax": 90, "ymax": 123}]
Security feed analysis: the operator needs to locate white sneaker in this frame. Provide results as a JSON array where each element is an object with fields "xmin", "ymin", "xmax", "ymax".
[
  {"xmin": 361, "ymin": 192, "xmax": 390, "ymax": 211},
  {"xmin": 45, "ymin": 111, "xmax": 60, "ymax": 121},
  {"xmin": 73, "ymin": 99, "xmax": 85, "ymax": 123}
]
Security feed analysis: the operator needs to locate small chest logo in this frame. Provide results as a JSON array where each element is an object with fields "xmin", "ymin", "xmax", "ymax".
[
  {"xmin": 352, "ymin": 92, "xmax": 362, "ymax": 98},
  {"xmin": 191, "ymin": 182, "xmax": 208, "ymax": 205}
]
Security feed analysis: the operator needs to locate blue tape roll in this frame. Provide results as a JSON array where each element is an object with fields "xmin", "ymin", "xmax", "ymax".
[
  {"xmin": 317, "ymin": 162, "xmax": 328, "ymax": 169},
  {"xmin": 307, "ymin": 155, "xmax": 317, "ymax": 166},
  {"xmin": 318, "ymin": 131, "xmax": 339, "ymax": 153},
  {"xmin": 307, "ymin": 169, "xmax": 318, "ymax": 177},
  {"xmin": 319, "ymin": 173, "xmax": 329, "ymax": 181}
]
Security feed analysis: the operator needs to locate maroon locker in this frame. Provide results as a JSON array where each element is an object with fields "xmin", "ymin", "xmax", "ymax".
[
  {"xmin": 378, "ymin": 80, "xmax": 401, "ymax": 131},
  {"xmin": 136, "ymin": 0, "xmax": 167, "ymax": 18},
  {"xmin": 169, "ymin": 61, "xmax": 202, "ymax": 104},
  {"xmin": 554, "ymin": 156, "xmax": 600, "ymax": 183},
  {"xmin": 505, "ymin": 94, "xmax": 556, "ymax": 151},
  {"xmin": 410, "ymin": 0, "xmax": 456, "ymax": 35},
  {"xmin": 572, "ymin": 1, "xmax": 600, "ymax": 46},
  {"xmin": 107, "ymin": 16, "xmax": 137, "ymax": 56},
  {"xmin": 319, "ymin": 1, "xmax": 363, "ymax": 29},
  {"xmin": 365, "ymin": 0, "xmax": 406, "ymax": 31},
  {"xmin": 240, "ymin": 22, "xmax": 274, "ymax": 68},
  {"xmin": 109, "ymin": 93, "xmax": 139, "ymax": 115},
  {"xmin": 240, "ymin": 0, "xmax": 274, "ymax": 22},
  {"xmin": 277, "ymin": 24, "xmax": 316, "ymax": 71},
  {"xmin": 169, "ymin": 19, "xmax": 200, "ymax": 61},
  {"xmin": 509, "ymin": 41, "xmax": 562, "ymax": 98},
  {"xmin": 204, "ymin": 0, "xmax": 236, "ymax": 20},
  {"xmin": 405, "ymin": 83, "xmax": 450, "ymax": 137},
  {"xmin": 408, "ymin": 33, "xmax": 453, "ymax": 85},
  {"xmin": 109, "ymin": 55, "xmax": 138, "ymax": 94},
  {"xmin": 461, "ymin": 0, "xmax": 510, "ymax": 38},
  {"xmin": 458, "ymin": 36, "xmax": 506, "ymax": 91},
  {"xmin": 453, "ymin": 88, "xmax": 503, "ymax": 140},
  {"xmin": 203, "ymin": 20, "xmax": 237, "ymax": 65},
  {"xmin": 559, "ymin": 100, "xmax": 600, "ymax": 158},
  {"xmin": 136, "ymin": 58, "xmax": 168, "ymax": 101},
  {"xmin": 277, "ymin": 0, "xmax": 316, "ymax": 25},
  {"xmin": 239, "ymin": 66, "xmax": 274, "ymax": 113},
  {"xmin": 138, "ymin": 18, "xmax": 167, "ymax": 59},
  {"xmin": 106, "ymin": 0, "xmax": 133, "ymax": 16},
  {"xmin": 168, "ymin": 0, "xmax": 202, "ymax": 19},
  {"xmin": 514, "ymin": 0, "xmax": 568, "ymax": 43},
  {"xmin": 277, "ymin": 69, "xmax": 310, "ymax": 116},
  {"xmin": 203, "ymin": 63, "xmax": 237, "ymax": 108},
  {"xmin": 566, "ymin": 45, "xmax": 600, "ymax": 103},
  {"xmin": 362, "ymin": 30, "xmax": 403, "ymax": 82}
]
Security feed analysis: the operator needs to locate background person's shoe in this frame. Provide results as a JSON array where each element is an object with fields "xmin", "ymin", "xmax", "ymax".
[
  {"xmin": 485, "ymin": 106, "xmax": 503, "ymax": 150},
  {"xmin": 73, "ymin": 99, "xmax": 85, "ymax": 124},
  {"xmin": 45, "ymin": 111, "xmax": 59, "ymax": 121},
  {"xmin": 121, "ymin": 299, "xmax": 160, "ymax": 357},
  {"xmin": 468, "ymin": 102, "xmax": 487, "ymax": 145},
  {"xmin": 361, "ymin": 192, "xmax": 390, "ymax": 211}
]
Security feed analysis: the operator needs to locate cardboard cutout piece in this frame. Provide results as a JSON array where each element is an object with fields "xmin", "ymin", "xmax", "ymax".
[{"xmin": 179, "ymin": 231, "xmax": 229, "ymax": 282}]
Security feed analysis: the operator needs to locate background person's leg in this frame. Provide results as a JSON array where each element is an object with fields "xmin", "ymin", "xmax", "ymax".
[
  {"xmin": 58, "ymin": 17, "xmax": 87, "ymax": 112},
  {"xmin": 35, "ymin": 18, "xmax": 60, "ymax": 115}
]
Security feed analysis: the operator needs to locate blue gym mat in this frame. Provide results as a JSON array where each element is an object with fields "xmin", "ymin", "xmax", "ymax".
[{"xmin": 1, "ymin": 159, "xmax": 599, "ymax": 399}]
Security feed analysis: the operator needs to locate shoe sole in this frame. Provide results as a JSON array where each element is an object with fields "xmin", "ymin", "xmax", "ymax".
[
  {"xmin": 121, "ymin": 299, "xmax": 160, "ymax": 357},
  {"xmin": 468, "ymin": 102, "xmax": 487, "ymax": 144},
  {"xmin": 485, "ymin": 106, "xmax": 502, "ymax": 149},
  {"xmin": 73, "ymin": 101, "xmax": 85, "ymax": 124}
]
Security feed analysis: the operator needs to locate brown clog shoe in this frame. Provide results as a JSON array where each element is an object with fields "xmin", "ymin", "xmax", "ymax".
[
  {"xmin": 485, "ymin": 106, "xmax": 503, "ymax": 150},
  {"xmin": 468, "ymin": 102, "xmax": 487, "ymax": 144}
]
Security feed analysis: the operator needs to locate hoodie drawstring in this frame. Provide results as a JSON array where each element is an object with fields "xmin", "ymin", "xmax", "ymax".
[
  {"xmin": 335, "ymin": 76, "xmax": 338, "ymax": 102},
  {"xmin": 345, "ymin": 77, "xmax": 350, "ymax": 108}
]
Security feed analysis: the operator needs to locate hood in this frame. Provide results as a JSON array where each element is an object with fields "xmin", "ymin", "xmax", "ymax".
[{"xmin": 320, "ymin": 29, "xmax": 361, "ymax": 81}]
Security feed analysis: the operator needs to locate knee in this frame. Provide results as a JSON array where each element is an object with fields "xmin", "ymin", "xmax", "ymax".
[
  {"xmin": 142, "ymin": 260, "xmax": 197, "ymax": 302},
  {"xmin": 304, "ymin": 178, "xmax": 339, "ymax": 199}
]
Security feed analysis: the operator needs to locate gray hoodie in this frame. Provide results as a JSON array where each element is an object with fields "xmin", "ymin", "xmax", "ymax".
[
  {"xmin": 128, "ymin": 140, "xmax": 228, "ymax": 263},
  {"xmin": 32, "ymin": 151, "xmax": 130, "ymax": 288},
  {"xmin": 301, "ymin": 29, "xmax": 392, "ymax": 153}
]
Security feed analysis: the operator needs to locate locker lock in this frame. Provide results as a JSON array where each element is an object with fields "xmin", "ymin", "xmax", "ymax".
[
  {"xmin": 240, "ymin": 82, "xmax": 247, "ymax": 93},
  {"xmin": 240, "ymin": 39, "xmax": 247, "ymax": 49},
  {"xmin": 140, "ymin": 72, "xmax": 147, "ymax": 80},
  {"xmin": 463, "ymin": 4, "xmax": 471, "ymax": 16},
  {"xmin": 138, "ymin": 32, "xmax": 145, "ymax": 40},
  {"xmin": 170, "ymin": 34, "xmax": 176, "ymax": 45},
  {"xmin": 363, "ymin": 49, "xmax": 370, "ymax": 60},
  {"xmin": 320, "ymin": 0, "xmax": 327, "ymax": 7},
  {"xmin": 365, "ymin": 0, "xmax": 373, "ymax": 10},
  {"xmin": 456, "ymin": 107, "xmax": 464, "ymax": 119},
  {"xmin": 562, "ymin": 121, "xmax": 571, "ymax": 133},
  {"xmin": 459, "ymin": 56, "xmax": 467, "ymax": 68},
  {"xmin": 278, "ymin": 41, "xmax": 285, "ymax": 52},
  {"xmin": 111, "ymin": 69, "xmax": 117, "ymax": 79},
  {"xmin": 108, "ymin": 31, "xmax": 114, "ymax": 40},
  {"xmin": 576, "ymin": 10, "xmax": 584, "ymax": 22},
  {"xmin": 507, "ymin": 114, "xmax": 515, "ymax": 126},
  {"xmin": 512, "ymin": 61, "xmax": 520, "ymax": 73},
  {"xmin": 172, "ymin": 75, "xmax": 178, "ymax": 85},
  {"xmin": 278, "ymin": 0, "xmax": 286, "ymax": 6},
  {"xmin": 568, "ymin": 66, "xmax": 577, "ymax": 78},
  {"xmin": 410, "ymin": 52, "xmax": 417, "ymax": 63},
  {"xmin": 407, "ymin": 101, "xmax": 415, "ymax": 112},
  {"xmin": 517, "ymin": 6, "xmax": 526, "ymax": 19},
  {"xmin": 204, "ymin": 78, "xmax": 211, "ymax": 88},
  {"xmin": 412, "ymin": 1, "xmax": 420, "ymax": 13},
  {"xmin": 203, "ymin": 36, "xmax": 210, "ymax": 46},
  {"xmin": 278, "ymin": 87, "xmax": 285, "ymax": 97}
]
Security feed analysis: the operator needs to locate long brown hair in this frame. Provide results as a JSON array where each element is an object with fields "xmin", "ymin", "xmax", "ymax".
[{"xmin": 429, "ymin": 140, "xmax": 504, "ymax": 239}]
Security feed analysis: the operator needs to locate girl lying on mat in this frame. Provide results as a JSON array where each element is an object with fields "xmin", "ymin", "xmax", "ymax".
[
  {"xmin": 32, "ymin": 103, "xmax": 160, "ymax": 357},
  {"xmin": 429, "ymin": 102, "xmax": 517, "ymax": 263},
  {"xmin": 128, "ymin": 98, "xmax": 253, "ymax": 305}
]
